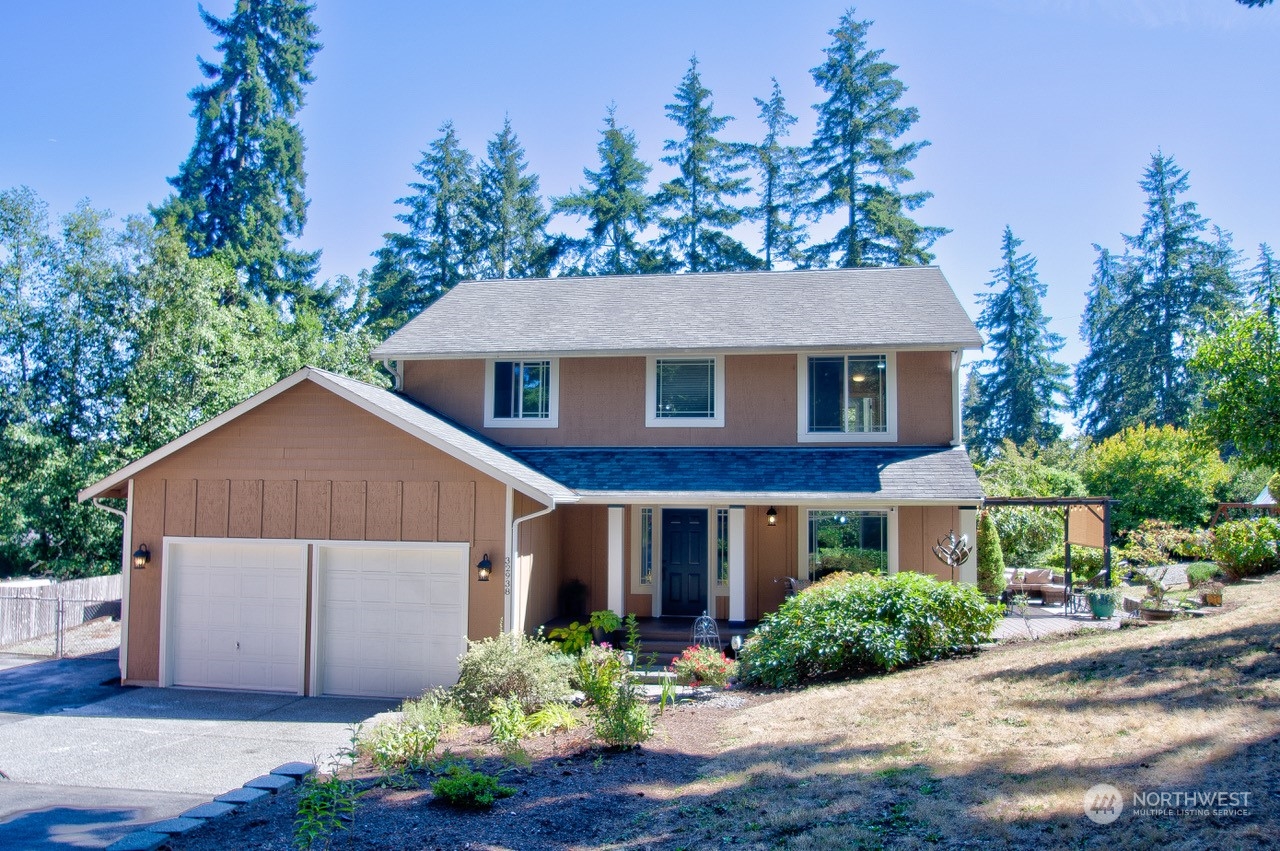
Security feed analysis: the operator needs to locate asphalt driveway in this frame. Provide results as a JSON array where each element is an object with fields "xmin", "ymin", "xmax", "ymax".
[{"xmin": 0, "ymin": 652, "xmax": 397, "ymax": 850}]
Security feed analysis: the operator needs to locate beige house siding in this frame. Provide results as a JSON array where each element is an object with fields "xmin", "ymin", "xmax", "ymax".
[
  {"xmin": 897, "ymin": 505, "xmax": 963, "ymax": 581},
  {"xmin": 122, "ymin": 382, "xmax": 509, "ymax": 685},
  {"xmin": 401, "ymin": 351, "xmax": 956, "ymax": 447}
]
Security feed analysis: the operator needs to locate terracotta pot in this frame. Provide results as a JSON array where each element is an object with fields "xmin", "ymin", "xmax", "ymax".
[
  {"xmin": 1202, "ymin": 591, "xmax": 1223, "ymax": 607},
  {"xmin": 1139, "ymin": 607, "xmax": 1177, "ymax": 622}
]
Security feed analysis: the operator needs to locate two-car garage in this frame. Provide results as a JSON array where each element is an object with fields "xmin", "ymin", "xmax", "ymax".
[{"xmin": 162, "ymin": 539, "xmax": 469, "ymax": 698}]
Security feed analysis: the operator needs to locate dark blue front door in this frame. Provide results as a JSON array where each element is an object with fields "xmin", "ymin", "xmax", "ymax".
[{"xmin": 662, "ymin": 509, "xmax": 708, "ymax": 617}]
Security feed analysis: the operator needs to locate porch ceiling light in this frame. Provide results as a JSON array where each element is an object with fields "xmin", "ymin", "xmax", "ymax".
[
  {"xmin": 851, "ymin": 373, "xmax": 866, "ymax": 382},
  {"xmin": 766, "ymin": 507, "xmax": 778, "ymax": 526},
  {"xmin": 476, "ymin": 553, "xmax": 492, "ymax": 582},
  {"xmin": 132, "ymin": 543, "xmax": 151, "ymax": 569}
]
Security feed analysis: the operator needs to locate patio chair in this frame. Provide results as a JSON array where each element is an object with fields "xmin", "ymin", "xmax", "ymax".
[{"xmin": 691, "ymin": 612, "xmax": 722, "ymax": 650}]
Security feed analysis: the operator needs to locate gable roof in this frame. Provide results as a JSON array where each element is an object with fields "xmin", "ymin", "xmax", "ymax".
[
  {"xmin": 78, "ymin": 367, "xmax": 578, "ymax": 507},
  {"xmin": 373, "ymin": 267, "xmax": 983, "ymax": 359},
  {"xmin": 509, "ymin": 445, "xmax": 983, "ymax": 505}
]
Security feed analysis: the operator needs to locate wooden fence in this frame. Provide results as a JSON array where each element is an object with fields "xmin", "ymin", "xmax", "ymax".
[{"xmin": 0, "ymin": 574, "xmax": 122, "ymax": 654}]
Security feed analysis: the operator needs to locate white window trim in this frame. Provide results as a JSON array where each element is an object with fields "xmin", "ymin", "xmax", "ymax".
[
  {"xmin": 645, "ymin": 355, "xmax": 725, "ymax": 428},
  {"xmin": 796, "ymin": 506, "xmax": 898, "ymax": 580},
  {"xmin": 795, "ymin": 352, "xmax": 898, "ymax": 443},
  {"xmin": 484, "ymin": 358, "xmax": 560, "ymax": 428}
]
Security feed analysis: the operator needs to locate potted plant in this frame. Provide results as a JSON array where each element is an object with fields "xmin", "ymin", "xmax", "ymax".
[
  {"xmin": 1139, "ymin": 574, "xmax": 1177, "ymax": 621},
  {"xmin": 1085, "ymin": 586, "xmax": 1121, "ymax": 619},
  {"xmin": 588, "ymin": 609, "xmax": 622, "ymax": 645},
  {"xmin": 1199, "ymin": 581, "xmax": 1224, "ymax": 607}
]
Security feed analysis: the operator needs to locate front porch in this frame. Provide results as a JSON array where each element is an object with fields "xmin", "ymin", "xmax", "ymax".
[{"xmin": 540, "ymin": 615, "xmax": 757, "ymax": 660}]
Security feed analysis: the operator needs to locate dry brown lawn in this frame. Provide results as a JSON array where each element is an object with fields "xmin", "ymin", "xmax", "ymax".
[
  {"xmin": 173, "ymin": 577, "xmax": 1280, "ymax": 850},
  {"xmin": 619, "ymin": 578, "xmax": 1280, "ymax": 850}
]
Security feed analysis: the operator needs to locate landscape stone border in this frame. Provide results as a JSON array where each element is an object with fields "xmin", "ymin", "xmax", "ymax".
[{"xmin": 105, "ymin": 761, "xmax": 315, "ymax": 851}]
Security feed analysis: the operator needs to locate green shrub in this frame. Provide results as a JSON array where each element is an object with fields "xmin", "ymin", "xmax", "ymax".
[
  {"xmin": 487, "ymin": 696, "xmax": 528, "ymax": 753},
  {"xmin": 400, "ymin": 688, "xmax": 462, "ymax": 733},
  {"xmin": 1043, "ymin": 546, "xmax": 1119, "ymax": 584},
  {"xmin": 547, "ymin": 621, "xmax": 591, "ymax": 654},
  {"xmin": 294, "ymin": 770, "xmax": 357, "ymax": 850},
  {"xmin": 1186, "ymin": 561, "xmax": 1221, "ymax": 587},
  {"xmin": 431, "ymin": 764, "xmax": 516, "ymax": 810},
  {"xmin": 525, "ymin": 702, "xmax": 580, "ymax": 735},
  {"xmin": 452, "ymin": 633, "xmax": 573, "ymax": 723},
  {"xmin": 976, "ymin": 510, "xmax": 1006, "ymax": 597},
  {"xmin": 361, "ymin": 717, "xmax": 443, "ymax": 773},
  {"xmin": 1083, "ymin": 424, "xmax": 1229, "ymax": 533},
  {"xmin": 812, "ymin": 546, "xmax": 886, "ymax": 577},
  {"xmin": 573, "ymin": 644, "xmax": 627, "ymax": 707},
  {"xmin": 1211, "ymin": 517, "xmax": 1280, "ymax": 580},
  {"xmin": 589, "ymin": 609, "xmax": 622, "ymax": 634},
  {"xmin": 737, "ymin": 571, "xmax": 1003, "ymax": 688},
  {"xmin": 593, "ymin": 693, "xmax": 652, "ymax": 749},
  {"xmin": 670, "ymin": 645, "xmax": 737, "ymax": 687},
  {"xmin": 1120, "ymin": 520, "xmax": 1210, "ymax": 566}
]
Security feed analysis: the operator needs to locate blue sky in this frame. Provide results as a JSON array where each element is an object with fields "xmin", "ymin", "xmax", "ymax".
[{"xmin": 3, "ymin": 0, "xmax": 1276, "ymax": 375}]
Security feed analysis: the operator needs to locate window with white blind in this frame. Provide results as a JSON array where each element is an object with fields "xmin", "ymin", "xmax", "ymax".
[{"xmin": 645, "ymin": 356, "xmax": 724, "ymax": 427}]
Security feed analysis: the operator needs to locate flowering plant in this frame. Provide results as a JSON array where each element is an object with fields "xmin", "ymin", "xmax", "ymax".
[{"xmin": 671, "ymin": 645, "xmax": 737, "ymax": 688}]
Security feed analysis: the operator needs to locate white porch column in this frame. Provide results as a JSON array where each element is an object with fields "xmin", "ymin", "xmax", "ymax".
[
  {"xmin": 729, "ymin": 507, "xmax": 746, "ymax": 622},
  {"xmin": 607, "ymin": 506, "xmax": 625, "ymax": 616},
  {"xmin": 959, "ymin": 506, "xmax": 979, "ymax": 585}
]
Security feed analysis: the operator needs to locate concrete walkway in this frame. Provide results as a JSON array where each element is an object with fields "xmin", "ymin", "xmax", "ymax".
[{"xmin": 0, "ymin": 652, "xmax": 396, "ymax": 850}]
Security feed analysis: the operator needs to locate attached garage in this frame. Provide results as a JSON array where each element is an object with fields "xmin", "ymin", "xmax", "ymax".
[
  {"xmin": 80, "ymin": 367, "xmax": 575, "ymax": 698},
  {"xmin": 164, "ymin": 540, "xmax": 308, "ymax": 693},
  {"xmin": 314, "ymin": 543, "xmax": 468, "ymax": 698}
]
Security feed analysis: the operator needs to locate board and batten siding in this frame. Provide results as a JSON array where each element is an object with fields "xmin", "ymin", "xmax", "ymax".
[
  {"xmin": 401, "ymin": 351, "xmax": 955, "ymax": 447},
  {"xmin": 123, "ymin": 381, "xmax": 509, "ymax": 685}
]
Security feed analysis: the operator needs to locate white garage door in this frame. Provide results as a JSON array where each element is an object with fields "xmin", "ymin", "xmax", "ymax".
[
  {"xmin": 316, "ymin": 544, "xmax": 469, "ymax": 698},
  {"xmin": 166, "ymin": 541, "xmax": 307, "ymax": 693}
]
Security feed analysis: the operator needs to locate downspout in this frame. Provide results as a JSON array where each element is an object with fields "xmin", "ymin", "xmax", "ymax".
[
  {"xmin": 382, "ymin": 359, "xmax": 404, "ymax": 391},
  {"xmin": 507, "ymin": 499, "xmax": 557, "ymax": 636}
]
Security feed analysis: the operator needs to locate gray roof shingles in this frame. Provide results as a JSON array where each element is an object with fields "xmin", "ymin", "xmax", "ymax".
[
  {"xmin": 509, "ymin": 445, "xmax": 983, "ymax": 502},
  {"xmin": 373, "ymin": 267, "xmax": 983, "ymax": 358}
]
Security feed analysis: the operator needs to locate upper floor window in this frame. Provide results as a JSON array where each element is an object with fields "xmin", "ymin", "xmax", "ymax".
[
  {"xmin": 485, "ymin": 359, "xmax": 558, "ymax": 428},
  {"xmin": 798, "ymin": 353, "xmax": 896, "ymax": 442},
  {"xmin": 645, "ymin": 356, "xmax": 724, "ymax": 427}
]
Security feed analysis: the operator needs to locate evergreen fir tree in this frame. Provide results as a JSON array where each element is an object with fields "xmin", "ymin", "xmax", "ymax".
[
  {"xmin": 1249, "ymin": 243, "xmax": 1279, "ymax": 323},
  {"xmin": 653, "ymin": 57, "xmax": 759, "ymax": 273},
  {"xmin": 367, "ymin": 122, "xmax": 480, "ymax": 331},
  {"xmin": 160, "ymin": 0, "xmax": 322, "ymax": 304},
  {"xmin": 966, "ymin": 227, "xmax": 1069, "ymax": 455},
  {"xmin": 746, "ymin": 79, "xmax": 809, "ymax": 269},
  {"xmin": 1074, "ymin": 247, "xmax": 1146, "ymax": 438},
  {"xmin": 476, "ymin": 118, "xmax": 552, "ymax": 279},
  {"xmin": 807, "ymin": 10, "xmax": 946, "ymax": 267},
  {"xmin": 1074, "ymin": 152, "xmax": 1241, "ymax": 437},
  {"xmin": 553, "ymin": 106, "xmax": 657, "ymax": 276}
]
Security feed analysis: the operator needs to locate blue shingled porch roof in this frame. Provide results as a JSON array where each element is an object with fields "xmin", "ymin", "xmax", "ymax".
[{"xmin": 509, "ymin": 445, "xmax": 982, "ymax": 503}]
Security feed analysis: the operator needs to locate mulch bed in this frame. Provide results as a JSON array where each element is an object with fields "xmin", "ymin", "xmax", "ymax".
[{"xmin": 170, "ymin": 691, "xmax": 773, "ymax": 851}]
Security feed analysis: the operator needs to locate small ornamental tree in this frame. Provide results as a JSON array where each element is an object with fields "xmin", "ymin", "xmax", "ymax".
[
  {"xmin": 1083, "ymin": 424, "xmax": 1230, "ymax": 533},
  {"xmin": 976, "ymin": 510, "xmax": 1006, "ymax": 597}
]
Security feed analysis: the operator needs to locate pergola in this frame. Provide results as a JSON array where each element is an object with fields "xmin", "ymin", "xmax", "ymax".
[{"xmin": 981, "ymin": 496, "xmax": 1114, "ymax": 590}]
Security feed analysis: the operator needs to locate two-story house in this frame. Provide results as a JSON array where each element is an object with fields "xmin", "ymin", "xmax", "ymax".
[{"xmin": 79, "ymin": 267, "xmax": 984, "ymax": 699}]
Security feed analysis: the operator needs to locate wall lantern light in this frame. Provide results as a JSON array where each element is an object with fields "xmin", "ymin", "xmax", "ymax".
[
  {"xmin": 476, "ymin": 553, "xmax": 492, "ymax": 582},
  {"xmin": 132, "ymin": 543, "xmax": 151, "ymax": 569},
  {"xmin": 766, "ymin": 507, "xmax": 778, "ymax": 526}
]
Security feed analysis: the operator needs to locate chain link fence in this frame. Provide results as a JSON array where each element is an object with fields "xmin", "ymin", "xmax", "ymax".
[{"xmin": 0, "ymin": 575, "xmax": 122, "ymax": 659}]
